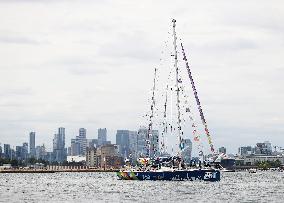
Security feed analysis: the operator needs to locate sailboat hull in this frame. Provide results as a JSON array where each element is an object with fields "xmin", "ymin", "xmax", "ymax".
[{"xmin": 117, "ymin": 169, "xmax": 220, "ymax": 181}]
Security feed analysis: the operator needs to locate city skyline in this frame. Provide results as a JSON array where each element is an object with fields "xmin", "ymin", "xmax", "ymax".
[
  {"xmin": 0, "ymin": 126, "xmax": 280, "ymax": 156},
  {"xmin": 0, "ymin": 0, "xmax": 284, "ymax": 154}
]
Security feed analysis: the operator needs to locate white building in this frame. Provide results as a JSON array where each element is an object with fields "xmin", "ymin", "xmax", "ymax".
[{"xmin": 67, "ymin": 155, "xmax": 86, "ymax": 163}]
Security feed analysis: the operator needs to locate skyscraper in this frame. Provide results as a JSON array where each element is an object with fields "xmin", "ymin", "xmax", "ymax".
[
  {"xmin": 116, "ymin": 130, "xmax": 130, "ymax": 158},
  {"xmin": 135, "ymin": 127, "xmax": 159, "ymax": 158},
  {"xmin": 254, "ymin": 141, "xmax": 272, "ymax": 155},
  {"xmin": 137, "ymin": 127, "xmax": 148, "ymax": 157},
  {"xmin": 58, "ymin": 127, "xmax": 65, "ymax": 149},
  {"xmin": 0, "ymin": 145, "xmax": 2, "ymax": 157},
  {"xmin": 36, "ymin": 145, "xmax": 46, "ymax": 160},
  {"xmin": 79, "ymin": 128, "xmax": 86, "ymax": 139},
  {"xmin": 98, "ymin": 128, "xmax": 107, "ymax": 146},
  {"xmin": 22, "ymin": 142, "xmax": 28, "ymax": 160},
  {"xmin": 71, "ymin": 139, "xmax": 81, "ymax": 156},
  {"xmin": 4, "ymin": 144, "xmax": 11, "ymax": 159},
  {"xmin": 219, "ymin": 147, "xmax": 226, "ymax": 154},
  {"xmin": 15, "ymin": 142, "xmax": 29, "ymax": 161},
  {"xmin": 53, "ymin": 127, "xmax": 66, "ymax": 162},
  {"xmin": 78, "ymin": 128, "xmax": 87, "ymax": 155},
  {"xmin": 87, "ymin": 139, "xmax": 98, "ymax": 148},
  {"xmin": 70, "ymin": 128, "xmax": 87, "ymax": 156},
  {"xmin": 181, "ymin": 139, "xmax": 192, "ymax": 163},
  {"xmin": 16, "ymin": 146, "xmax": 23, "ymax": 160},
  {"xmin": 128, "ymin": 131, "xmax": 138, "ymax": 160},
  {"xmin": 29, "ymin": 132, "xmax": 36, "ymax": 157},
  {"xmin": 150, "ymin": 130, "xmax": 159, "ymax": 158},
  {"xmin": 238, "ymin": 146, "xmax": 253, "ymax": 156}
]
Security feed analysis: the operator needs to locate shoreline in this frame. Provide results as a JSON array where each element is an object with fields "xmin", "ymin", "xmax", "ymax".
[{"xmin": 0, "ymin": 169, "xmax": 119, "ymax": 173}]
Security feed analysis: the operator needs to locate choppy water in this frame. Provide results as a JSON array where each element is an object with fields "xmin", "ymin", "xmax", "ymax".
[{"xmin": 0, "ymin": 171, "xmax": 283, "ymax": 202}]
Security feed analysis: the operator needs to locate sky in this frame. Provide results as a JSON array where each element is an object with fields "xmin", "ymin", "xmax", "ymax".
[{"xmin": 0, "ymin": 0, "xmax": 283, "ymax": 154}]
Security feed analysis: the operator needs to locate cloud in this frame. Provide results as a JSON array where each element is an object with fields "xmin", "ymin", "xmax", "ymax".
[
  {"xmin": 0, "ymin": 36, "xmax": 40, "ymax": 45},
  {"xmin": 0, "ymin": 0, "xmax": 67, "ymax": 3},
  {"xmin": 0, "ymin": 0, "xmax": 283, "ymax": 153},
  {"xmin": 98, "ymin": 31, "xmax": 160, "ymax": 62},
  {"xmin": 46, "ymin": 57, "xmax": 109, "ymax": 76},
  {"xmin": 0, "ymin": 88, "xmax": 34, "ymax": 97}
]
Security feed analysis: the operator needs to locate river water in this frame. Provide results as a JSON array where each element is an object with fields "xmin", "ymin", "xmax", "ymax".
[{"xmin": 0, "ymin": 171, "xmax": 283, "ymax": 202}]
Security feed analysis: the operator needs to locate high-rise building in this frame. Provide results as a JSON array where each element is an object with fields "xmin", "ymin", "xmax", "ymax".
[
  {"xmin": 137, "ymin": 127, "xmax": 148, "ymax": 157},
  {"xmin": 0, "ymin": 145, "xmax": 2, "ymax": 157},
  {"xmin": 98, "ymin": 128, "xmax": 107, "ymax": 146},
  {"xmin": 181, "ymin": 139, "xmax": 192, "ymax": 163},
  {"xmin": 78, "ymin": 128, "xmax": 87, "ymax": 155},
  {"xmin": 4, "ymin": 144, "xmax": 11, "ymax": 159},
  {"xmin": 58, "ymin": 127, "xmax": 65, "ymax": 148},
  {"xmin": 71, "ymin": 139, "xmax": 80, "ymax": 156},
  {"xmin": 36, "ymin": 144, "xmax": 46, "ymax": 160},
  {"xmin": 29, "ymin": 132, "xmax": 36, "ymax": 157},
  {"xmin": 116, "ymin": 130, "xmax": 130, "ymax": 158},
  {"xmin": 10, "ymin": 149, "xmax": 16, "ymax": 160},
  {"xmin": 150, "ymin": 130, "xmax": 159, "ymax": 158},
  {"xmin": 238, "ymin": 146, "xmax": 253, "ymax": 156},
  {"xmin": 128, "ymin": 131, "xmax": 138, "ymax": 159},
  {"xmin": 135, "ymin": 127, "xmax": 159, "ymax": 158},
  {"xmin": 88, "ymin": 139, "xmax": 98, "ymax": 148},
  {"xmin": 22, "ymin": 142, "xmax": 28, "ymax": 160},
  {"xmin": 255, "ymin": 141, "xmax": 272, "ymax": 155},
  {"xmin": 67, "ymin": 147, "xmax": 71, "ymax": 156},
  {"xmin": 79, "ymin": 128, "xmax": 86, "ymax": 139},
  {"xmin": 16, "ymin": 146, "xmax": 23, "ymax": 160},
  {"xmin": 70, "ymin": 128, "xmax": 87, "ymax": 156},
  {"xmin": 15, "ymin": 142, "xmax": 29, "ymax": 161},
  {"xmin": 53, "ymin": 127, "xmax": 66, "ymax": 162},
  {"xmin": 219, "ymin": 147, "xmax": 226, "ymax": 154}
]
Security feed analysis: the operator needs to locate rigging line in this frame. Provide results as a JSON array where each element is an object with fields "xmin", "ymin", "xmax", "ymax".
[
  {"xmin": 178, "ymin": 74, "xmax": 204, "ymax": 155},
  {"xmin": 181, "ymin": 86, "xmax": 201, "ymax": 141},
  {"xmin": 180, "ymin": 42, "xmax": 215, "ymax": 153}
]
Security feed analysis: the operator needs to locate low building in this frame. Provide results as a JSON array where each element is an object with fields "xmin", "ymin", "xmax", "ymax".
[
  {"xmin": 67, "ymin": 155, "xmax": 86, "ymax": 163},
  {"xmin": 244, "ymin": 154, "xmax": 284, "ymax": 166},
  {"xmin": 0, "ymin": 164, "xmax": 12, "ymax": 170},
  {"xmin": 97, "ymin": 144, "xmax": 123, "ymax": 169}
]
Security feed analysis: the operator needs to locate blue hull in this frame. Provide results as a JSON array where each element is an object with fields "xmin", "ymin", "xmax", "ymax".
[{"xmin": 117, "ymin": 169, "xmax": 220, "ymax": 181}]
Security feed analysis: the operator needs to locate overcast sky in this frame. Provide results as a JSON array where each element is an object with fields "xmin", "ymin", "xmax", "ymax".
[{"xmin": 0, "ymin": 0, "xmax": 283, "ymax": 154}]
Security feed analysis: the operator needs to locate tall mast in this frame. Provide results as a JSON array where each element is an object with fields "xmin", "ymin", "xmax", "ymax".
[
  {"xmin": 172, "ymin": 19, "xmax": 183, "ymax": 154},
  {"xmin": 161, "ymin": 84, "xmax": 168, "ymax": 154},
  {"xmin": 147, "ymin": 67, "xmax": 157, "ymax": 158}
]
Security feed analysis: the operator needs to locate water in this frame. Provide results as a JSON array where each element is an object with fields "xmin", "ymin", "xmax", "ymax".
[{"xmin": 0, "ymin": 171, "xmax": 283, "ymax": 202}]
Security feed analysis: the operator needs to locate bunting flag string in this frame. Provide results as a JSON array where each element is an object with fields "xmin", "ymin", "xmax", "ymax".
[{"xmin": 181, "ymin": 42, "xmax": 215, "ymax": 153}]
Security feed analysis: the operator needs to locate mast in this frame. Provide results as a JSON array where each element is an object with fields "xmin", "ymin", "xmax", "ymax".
[
  {"xmin": 172, "ymin": 19, "xmax": 183, "ymax": 154},
  {"xmin": 180, "ymin": 43, "xmax": 215, "ymax": 153},
  {"xmin": 161, "ymin": 84, "xmax": 168, "ymax": 154},
  {"xmin": 147, "ymin": 67, "xmax": 157, "ymax": 158}
]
